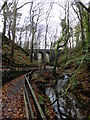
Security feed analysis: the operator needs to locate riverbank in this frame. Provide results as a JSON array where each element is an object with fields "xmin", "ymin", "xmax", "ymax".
[
  {"xmin": 30, "ymin": 67, "xmax": 90, "ymax": 119},
  {"xmin": 30, "ymin": 69, "xmax": 57, "ymax": 119},
  {"xmin": 57, "ymin": 50, "xmax": 90, "ymax": 119}
]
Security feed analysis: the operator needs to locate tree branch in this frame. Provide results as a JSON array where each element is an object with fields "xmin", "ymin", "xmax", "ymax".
[
  {"xmin": 49, "ymin": 92, "xmax": 67, "ymax": 106},
  {"xmin": 78, "ymin": 2, "xmax": 90, "ymax": 13},
  {"xmin": 0, "ymin": 2, "xmax": 7, "ymax": 12},
  {"xmin": 17, "ymin": 2, "xmax": 33, "ymax": 10},
  {"xmin": 72, "ymin": 4, "xmax": 80, "ymax": 21},
  {"xmin": 65, "ymin": 50, "xmax": 88, "ymax": 93}
]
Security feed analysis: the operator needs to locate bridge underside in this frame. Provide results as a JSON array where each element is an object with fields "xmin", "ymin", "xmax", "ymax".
[{"xmin": 28, "ymin": 49, "xmax": 61, "ymax": 64}]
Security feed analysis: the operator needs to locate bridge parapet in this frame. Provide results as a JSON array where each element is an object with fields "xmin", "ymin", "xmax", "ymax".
[{"xmin": 27, "ymin": 49, "xmax": 61, "ymax": 63}]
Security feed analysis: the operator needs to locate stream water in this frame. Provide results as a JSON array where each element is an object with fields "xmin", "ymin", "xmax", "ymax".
[{"xmin": 46, "ymin": 74, "xmax": 87, "ymax": 120}]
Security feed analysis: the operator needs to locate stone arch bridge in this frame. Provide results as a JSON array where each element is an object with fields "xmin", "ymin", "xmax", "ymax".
[{"xmin": 28, "ymin": 49, "xmax": 61, "ymax": 63}]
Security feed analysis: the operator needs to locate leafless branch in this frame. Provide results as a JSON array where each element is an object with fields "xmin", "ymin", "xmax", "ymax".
[
  {"xmin": 17, "ymin": 2, "xmax": 33, "ymax": 10},
  {"xmin": 78, "ymin": 2, "xmax": 90, "ymax": 13}
]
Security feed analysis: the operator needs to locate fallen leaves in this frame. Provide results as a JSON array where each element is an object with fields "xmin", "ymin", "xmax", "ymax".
[{"xmin": 2, "ymin": 75, "xmax": 26, "ymax": 119}]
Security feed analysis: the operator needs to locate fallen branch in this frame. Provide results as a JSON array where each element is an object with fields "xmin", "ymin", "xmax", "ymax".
[
  {"xmin": 49, "ymin": 50, "xmax": 88, "ymax": 106},
  {"xmin": 49, "ymin": 91, "xmax": 67, "ymax": 106},
  {"xmin": 65, "ymin": 50, "xmax": 88, "ymax": 93}
]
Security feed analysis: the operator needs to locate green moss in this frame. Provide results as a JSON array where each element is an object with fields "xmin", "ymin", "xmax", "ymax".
[
  {"xmin": 45, "ymin": 107, "xmax": 50, "ymax": 118},
  {"xmin": 30, "ymin": 60, "xmax": 40, "ymax": 67},
  {"xmin": 76, "ymin": 57, "xmax": 83, "ymax": 65},
  {"xmin": 3, "ymin": 44, "xmax": 10, "ymax": 50},
  {"xmin": 72, "ymin": 80, "xmax": 80, "ymax": 89},
  {"xmin": 88, "ymin": 115, "xmax": 90, "ymax": 120},
  {"xmin": 84, "ymin": 54, "xmax": 90, "ymax": 63},
  {"xmin": 38, "ymin": 94, "xmax": 44, "ymax": 104},
  {"xmin": 38, "ymin": 94, "xmax": 44, "ymax": 102}
]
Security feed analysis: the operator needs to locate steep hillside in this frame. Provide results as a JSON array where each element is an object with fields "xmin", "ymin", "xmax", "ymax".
[
  {"xmin": 2, "ymin": 35, "xmax": 39, "ymax": 68},
  {"xmin": 2, "ymin": 35, "xmax": 39, "ymax": 85},
  {"xmin": 57, "ymin": 48, "xmax": 90, "ymax": 109}
]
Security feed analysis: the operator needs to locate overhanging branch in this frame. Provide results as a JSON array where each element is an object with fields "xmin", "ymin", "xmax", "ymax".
[
  {"xmin": 17, "ymin": 2, "xmax": 33, "ymax": 10},
  {"xmin": 78, "ymin": 2, "xmax": 90, "ymax": 13}
]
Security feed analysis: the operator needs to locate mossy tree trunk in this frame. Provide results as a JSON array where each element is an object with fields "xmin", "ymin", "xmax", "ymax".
[
  {"xmin": 87, "ymin": 13, "xmax": 90, "ymax": 52},
  {"xmin": 53, "ymin": 42, "xmax": 59, "ymax": 76}
]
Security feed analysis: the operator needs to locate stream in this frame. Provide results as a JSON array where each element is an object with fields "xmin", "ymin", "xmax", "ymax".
[{"xmin": 46, "ymin": 74, "xmax": 87, "ymax": 120}]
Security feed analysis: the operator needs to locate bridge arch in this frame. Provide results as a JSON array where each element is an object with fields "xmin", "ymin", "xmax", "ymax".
[
  {"xmin": 28, "ymin": 49, "xmax": 61, "ymax": 64},
  {"xmin": 38, "ymin": 51, "xmax": 44, "ymax": 64}
]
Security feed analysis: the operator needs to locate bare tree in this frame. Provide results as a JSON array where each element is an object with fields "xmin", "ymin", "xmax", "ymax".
[
  {"xmin": 11, "ymin": 0, "xmax": 17, "ymax": 62},
  {"xmin": 2, "ymin": 1, "xmax": 7, "ymax": 37},
  {"xmin": 44, "ymin": 0, "xmax": 54, "ymax": 69},
  {"xmin": 72, "ymin": 1, "xmax": 90, "ymax": 51},
  {"xmin": 9, "ymin": 0, "xmax": 33, "ymax": 65},
  {"xmin": 53, "ymin": 1, "xmax": 71, "ymax": 75},
  {"xmin": 78, "ymin": 2, "xmax": 90, "ymax": 52},
  {"xmin": 29, "ymin": 1, "xmax": 45, "ymax": 62}
]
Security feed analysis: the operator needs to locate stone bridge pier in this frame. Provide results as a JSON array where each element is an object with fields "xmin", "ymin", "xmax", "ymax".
[{"xmin": 28, "ymin": 49, "xmax": 61, "ymax": 64}]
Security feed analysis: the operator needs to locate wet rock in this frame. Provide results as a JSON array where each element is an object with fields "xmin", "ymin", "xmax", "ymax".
[
  {"xmin": 59, "ymin": 74, "xmax": 64, "ymax": 79},
  {"xmin": 65, "ymin": 64, "xmax": 71, "ymax": 70}
]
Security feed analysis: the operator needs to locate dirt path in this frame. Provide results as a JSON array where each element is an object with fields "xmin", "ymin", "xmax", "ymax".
[{"xmin": 2, "ymin": 75, "xmax": 26, "ymax": 119}]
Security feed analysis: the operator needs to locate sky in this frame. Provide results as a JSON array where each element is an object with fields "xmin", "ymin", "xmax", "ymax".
[
  {"xmin": 0, "ymin": 0, "xmax": 89, "ymax": 31},
  {"xmin": 0, "ymin": 0, "xmax": 90, "ymax": 48},
  {"xmin": 0, "ymin": 0, "xmax": 90, "ymax": 29}
]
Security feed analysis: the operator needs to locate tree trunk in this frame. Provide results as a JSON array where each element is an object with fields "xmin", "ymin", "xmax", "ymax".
[
  {"xmin": 8, "ymin": 18, "xmax": 11, "ymax": 44},
  {"xmin": 30, "ymin": 32, "xmax": 34, "ymax": 62},
  {"xmin": 30, "ymin": 12, "xmax": 34, "ymax": 62},
  {"xmin": 3, "ymin": 7, "xmax": 7, "ymax": 37},
  {"xmin": 11, "ymin": 0, "xmax": 17, "ymax": 66},
  {"xmin": 44, "ymin": 23, "xmax": 48, "ymax": 70},
  {"xmin": 87, "ymin": 13, "xmax": 90, "ymax": 52},
  {"xmin": 78, "ymin": 6, "xmax": 85, "ymax": 51},
  {"xmin": 53, "ymin": 42, "xmax": 59, "ymax": 76}
]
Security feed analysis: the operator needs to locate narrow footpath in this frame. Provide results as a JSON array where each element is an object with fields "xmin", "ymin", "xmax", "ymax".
[{"xmin": 2, "ymin": 74, "xmax": 26, "ymax": 119}]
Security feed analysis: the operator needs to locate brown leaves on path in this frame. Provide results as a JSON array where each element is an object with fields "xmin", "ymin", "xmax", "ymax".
[{"xmin": 2, "ymin": 75, "xmax": 26, "ymax": 119}]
